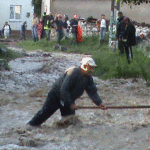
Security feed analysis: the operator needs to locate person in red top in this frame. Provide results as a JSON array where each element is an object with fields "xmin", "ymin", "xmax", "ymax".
[{"xmin": 37, "ymin": 18, "xmax": 43, "ymax": 40}]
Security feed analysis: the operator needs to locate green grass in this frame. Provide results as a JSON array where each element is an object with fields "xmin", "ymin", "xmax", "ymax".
[
  {"xmin": 17, "ymin": 38, "xmax": 57, "ymax": 52},
  {"xmin": 10, "ymin": 35, "xmax": 150, "ymax": 82},
  {"xmin": 0, "ymin": 43, "xmax": 23, "ymax": 70}
]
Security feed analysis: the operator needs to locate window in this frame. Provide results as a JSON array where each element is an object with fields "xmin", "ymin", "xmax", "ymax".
[{"xmin": 10, "ymin": 5, "xmax": 21, "ymax": 20}]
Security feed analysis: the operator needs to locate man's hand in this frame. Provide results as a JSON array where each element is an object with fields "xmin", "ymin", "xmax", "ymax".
[
  {"xmin": 99, "ymin": 104, "xmax": 107, "ymax": 110},
  {"xmin": 71, "ymin": 104, "xmax": 78, "ymax": 110}
]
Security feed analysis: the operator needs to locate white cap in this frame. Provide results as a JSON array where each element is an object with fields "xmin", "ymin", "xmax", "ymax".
[{"xmin": 81, "ymin": 57, "xmax": 97, "ymax": 67}]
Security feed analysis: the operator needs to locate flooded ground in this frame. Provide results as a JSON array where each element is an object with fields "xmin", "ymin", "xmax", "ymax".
[{"xmin": 0, "ymin": 47, "xmax": 150, "ymax": 150}]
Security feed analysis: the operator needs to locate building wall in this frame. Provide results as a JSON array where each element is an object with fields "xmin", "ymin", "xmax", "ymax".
[
  {"xmin": 49, "ymin": 0, "xmax": 150, "ymax": 24},
  {"xmin": 0, "ymin": 0, "xmax": 34, "ymax": 31},
  {"xmin": 41, "ymin": 0, "xmax": 51, "ymax": 15}
]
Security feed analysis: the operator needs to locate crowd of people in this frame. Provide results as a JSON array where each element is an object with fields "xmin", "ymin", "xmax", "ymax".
[
  {"xmin": 1, "ymin": 11, "xmax": 148, "ymax": 63},
  {"xmin": 30, "ymin": 12, "xmax": 83, "ymax": 47},
  {"xmin": 29, "ymin": 11, "xmax": 141, "ymax": 62}
]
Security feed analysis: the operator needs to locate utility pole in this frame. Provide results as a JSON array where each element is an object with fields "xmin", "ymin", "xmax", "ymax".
[
  {"xmin": 109, "ymin": 0, "xmax": 120, "ymax": 48},
  {"xmin": 109, "ymin": 0, "xmax": 115, "ymax": 48}
]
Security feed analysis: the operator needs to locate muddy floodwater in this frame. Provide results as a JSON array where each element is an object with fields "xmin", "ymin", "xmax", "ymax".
[{"xmin": 0, "ymin": 50, "xmax": 150, "ymax": 150}]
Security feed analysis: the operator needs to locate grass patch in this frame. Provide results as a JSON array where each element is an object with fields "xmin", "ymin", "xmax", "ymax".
[
  {"xmin": 16, "ymin": 34, "xmax": 150, "ymax": 83},
  {"xmin": 0, "ymin": 43, "xmax": 23, "ymax": 70},
  {"xmin": 17, "ymin": 38, "xmax": 58, "ymax": 52}
]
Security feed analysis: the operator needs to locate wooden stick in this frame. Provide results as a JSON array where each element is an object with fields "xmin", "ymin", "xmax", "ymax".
[{"xmin": 77, "ymin": 105, "xmax": 150, "ymax": 109}]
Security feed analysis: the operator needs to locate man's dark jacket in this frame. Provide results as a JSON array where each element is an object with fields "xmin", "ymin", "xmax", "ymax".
[
  {"xmin": 52, "ymin": 67, "xmax": 102, "ymax": 107},
  {"xmin": 116, "ymin": 16, "xmax": 125, "ymax": 39},
  {"xmin": 43, "ymin": 15, "xmax": 54, "ymax": 28},
  {"xmin": 70, "ymin": 19, "xmax": 78, "ymax": 33},
  {"xmin": 123, "ymin": 23, "xmax": 136, "ymax": 46}
]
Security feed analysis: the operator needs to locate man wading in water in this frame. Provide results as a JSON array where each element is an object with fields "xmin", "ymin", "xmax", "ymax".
[{"xmin": 27, "ymin": 57, "xmax": 106, "ymax": 127}]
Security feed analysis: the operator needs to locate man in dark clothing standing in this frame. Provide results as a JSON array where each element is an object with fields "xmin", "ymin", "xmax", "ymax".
[
  {"xmin": 116, "ymin": 11, "xmax": 125, "ymax": 54},
  {"xmin": 70, "ymin": 15, "xmax": 78, "ymax": 47},
  {"xmin": 20, "ymin": 21, "xmax": 27, "ymax": 40},
  {"xmin": 122, "ymin": 17, "xmax": 136, "ymax": 63},
  {"xmin": 54, "ymin": 13, "xmax": 64, "ymax": 45},
  {"xmin": 27, "ymin": 57, "xmax": 106, "ymax": 127},
  {"xmin": 43, "ymin": 12, "xmax": 54, "ymax": 41},
  {"xmin": 41, "ymin": 12, "xmax": 47, "ymax": 38}
]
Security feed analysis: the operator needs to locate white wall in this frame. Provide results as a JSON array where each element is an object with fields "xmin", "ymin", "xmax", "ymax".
[
  {"xmin": 0, "ymin": 0, "xmax": 34, "ymax": 30},
  {"xmin": 41, "ymin": 0, "xmax": 51, "ymax": 15}
]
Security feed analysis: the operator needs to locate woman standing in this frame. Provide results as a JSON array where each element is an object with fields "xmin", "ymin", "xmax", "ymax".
[
  {"xmin": 2, "ymin": 22, "xmax": 11, "ymax": 39},
  {"xmin": 122, "ymin": 17, "xmax": 136, "ymax": 63},
  {"xmin": 37, "ymin": 18, "xmax": 43, "ymax": 40}
]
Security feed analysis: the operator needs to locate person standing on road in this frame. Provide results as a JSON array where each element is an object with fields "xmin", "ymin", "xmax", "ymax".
[
  {"xmin": 70, "ymin": 15, "xmax": 78, "ymax": 47},
  {"xmin": 97, "ymin": 14, "xmax": 109, "ymax": 45},
  {"xmin": 2, "ymin": 22, "xmax": 11, "ymax": 39},
  {"xmin": 19, "ymin": 21, "xmax": 27, "ymax": 40},
  {"xmin": 63, "ymin": 15, "xmax": 70, "ymax": 39},
  {"xmin": 116, "ymin": 11, "xmax": 125, "ymax": 54},
  {"xmin": 122, "ymin": 17, "xmax": 136, "ymax": 63},
  {"xmin": 41, "ymin": 12, "xmax": 47, "ymax": 38},
  {"xmin": 31, "ymin": 14, "xmax": 39, "ymax": 42},
  {"xmin": 54, "ymin": 13, "xmax": 64, "ymax": 45},
  {"xmin": 43, "ymin": 12, "xmax": 54, "ymax": 41},
  {"xmin": 37, "ymin": 18, "xmax": 43, "ymax": 41},
  {"xmin": 27, "ymin": 57, "xmax": 106, "ymax": 127}
]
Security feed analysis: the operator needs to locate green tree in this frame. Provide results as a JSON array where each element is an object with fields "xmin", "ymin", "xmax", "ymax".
[
  {"xmin": 120, "ymin": 0, "xmax": 150, "ymax": 5},
  {"xmin": 32, "ymin": 0, "xmax": 42, "ymax": 17}
]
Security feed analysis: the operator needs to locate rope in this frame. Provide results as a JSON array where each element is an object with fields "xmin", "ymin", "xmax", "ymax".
[{"xmin": 77, "ymin": 105, "xmax": 150, "ymax": 109}]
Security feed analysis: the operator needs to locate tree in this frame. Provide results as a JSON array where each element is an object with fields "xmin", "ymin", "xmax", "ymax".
[
  {"xmin": 32, "ymin": 0, "xmax": 42, "ymax": 17},
  {"xmin": 120, "ymin": 0, "xmax": 150, "ymax": 5}
]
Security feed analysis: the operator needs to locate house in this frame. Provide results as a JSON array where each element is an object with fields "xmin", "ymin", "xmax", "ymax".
[
  {"xmin": 0, "ymin": 0, "xmax": 34, "ymax": 32},
  {"xmin": 41, "ymin": 0, "xmax": 150, "ymax": 24}
]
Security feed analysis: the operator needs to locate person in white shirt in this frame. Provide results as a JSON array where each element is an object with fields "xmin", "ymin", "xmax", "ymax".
[
  {"xmin": 2, "ymin": 22, "xmax": 11, "ymax": 39},
  {"xmin": 98, "ymin": 14, "xmax": 108, "ymax": 45},
  {"xmin": 63, "ymin": 15, "xmax": 70, "ymax": 39}
]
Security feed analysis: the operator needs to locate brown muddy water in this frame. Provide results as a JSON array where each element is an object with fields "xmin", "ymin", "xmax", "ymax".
[{"xmin": 0, "ymin": 49, "xmax": 150, "ymax": 150}]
